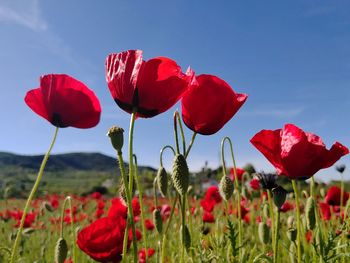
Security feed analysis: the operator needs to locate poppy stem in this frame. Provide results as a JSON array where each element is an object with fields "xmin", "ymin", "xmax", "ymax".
[
  {"xmin": 173, "ymin": 112, "xmax": 180, "ymax": 154},
  {"xmin": 68, "ymin": 196, "xmax": 77, "ymax": 263},
  {"xmin": 221, "ymin": 137, "xmax": 242, "ymax": 261},
  {"xmin": 59, "ymin": 196, "xmax": 71, "ymax": 238},
  {"xmin": 267, "ymin": 190, "xmax": 275, "ymax": 248},
  {"xmin": 160, "ymin": 145, "xmax": 176, "ymax": 167},
  {"xmin": 117, "ymin": 150, "xmax": 137, "ymax": 263},
  {"xmin": 310, "ymin": 176, "xmax": 324, "ymax": 262},
  {"xmin": 273, "ymin": 209, "xmax": 280, "ymax": 263},
  {"xmin": 9, "ymin": 126, "xmax": 59, "ymax": 263},
  {"xmin": 292, "ymin": 180, "xmax": 302, "ymax": 263},
  {"xmin": 181, "ymin": 194, "xmax": 186, "ymax": 263},
  {"xmin": 133, "ymin": 154, "xmax": 148, "ymax": 261},
  {"xmin": 175, "ymin": 111, "xmax": 186, "ymax": 155},
  {"xmin": 185, "ymin": 132, "xmax": 197, "ymax": 159}
]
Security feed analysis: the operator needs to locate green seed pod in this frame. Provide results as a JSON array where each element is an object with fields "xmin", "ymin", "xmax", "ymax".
[
  {"xmin": 287, "ymin": 228, "xmax": 297, "ymax": 242},
  {"xmin": 172, "ymin": 154, "xmax": 189, "ymax": 196},
  {"xmin": 181, "ymin": 225, "xmax": 191, "ymax": 251},
  {"xmin": 54, "ymin": 238, "xmax": 68, "ymax": 263},
  {"xmin": 107, "ymin": 126, "xmax": 124, "ymax": 153},
  {"xmin": 258, "ymin": 222, "xmax": 270, "ymax": 245},
  {"xmin": 305, "ymin": 197, "xmax": 316, "ymax": 230},
  {"xmin": 272, "ymin": 186, "xmax": 287, "ymax": 209},
  {"xmin": 157, "ymin": 166, "xmax": 168, "ymax": 197},
  {"xmin": 219, "ymin": 176, "xmax": 234, "ymax": 201},
  {"xmin": 153, "ymin": 209, "xmax": 163, "ymax": 234}
]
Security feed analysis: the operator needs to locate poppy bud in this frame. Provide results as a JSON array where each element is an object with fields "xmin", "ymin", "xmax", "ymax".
[
  {"xmin": 336, "ymin": 164, "xmax": 346, "ymax": 174},
  {"xmin": 305, "ymin": 197, "xmax": 316, "ymax": 230},
  {"xmin": 272, "ymin": 186, "xmax": 287, "ymax": 209},
  {"xmin": 287, "ymin": 228, "xmax": 297, "ymax": 242},
  {"xmin": 44, "ymin": 202, "xmax": 54, "ymax": 212},
  {"xmin": 55, "ymin": 237, "xmax": 68, "ymax": 263},
  {"xmin": 320, "ymin": 188, "xmax": 326, "ymax": 198},
  {"xmin": 107, "ymin": 126, "xmax": 124, "ymax": 153},
  {"xmin": 22, "ymin": 228, "xmax": 35, "ymax": 236},
  {"xmin": 157, "ymin": 167, "xmax": 168, "ymax": 197},
  {"xmin": 172, "ymin": 154, "xmax": 189, "ymax": 196},
  {"xmin": 219, "ymin": 176, "xmax": 234, "ymax": 201},
  {"xmin": 181, "ymin": 225, "xmax": 191, "ymax": 251},
  {"xmin": 287, "ymin": 216, "xmax": 295, "ymax": 229},
  {"xmin": 258, "ymin": 222, "xmax": 270, "ymax": 245},
  {"xmin": 153, "ymin": 209, "xmax": 162, "ymax": 234}
]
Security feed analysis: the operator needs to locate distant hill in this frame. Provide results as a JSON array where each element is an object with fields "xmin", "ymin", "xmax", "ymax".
[{"xmin": 0, "ymin": 152, "xmax": 156, "ymax": 196}]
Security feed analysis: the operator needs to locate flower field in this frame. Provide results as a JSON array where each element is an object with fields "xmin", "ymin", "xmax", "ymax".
[{"xmin": 0, "ymin": 49, "xmax": 349, "ymax": 263}]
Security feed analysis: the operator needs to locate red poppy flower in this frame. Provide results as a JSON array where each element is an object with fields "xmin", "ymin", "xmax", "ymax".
[
  {"xmin": 325, "ymin": 186, "xmax": 349, "ymax": 206},
  {"xmin": 108, "ymin": 198, "xmax": 127, "ymax": 219},
  {"xmin": 203, "ymin": 212, "xmax": 215, "ymax": 223},
  {"xmin": 319, "ymin": 202, "xmax": 331, "ymax": 221},
  {"xmin": 25, "ymin": 74, "xmax": 101, "ymax": 128},
  {"xmin": 181, "ymin": 74, "xmax": 247, "ymax": 135},
  {"xmin": 106, "ymin": 50, "xmax": 192, "ymax": 118},
  {"xmin": 144, "ymin": 219, "xmax": 155, "ymax": 231},
  {"xmin": 230, "ymin": 167, "xmax": 246, "ymax": 181},
  {"xmin": 204, "ymin": 186, "xmax": 222, "ymax": 204},
  {"xmin": 138, "ymin": 248, "xmax": 156, "ymax": 263},
  {"xmin": 250, "ymin": 124, "xmax": 349, "ymax": 180},
  {"xmin": 280, "ymin": 201, "xmax": 294, "ymax": 213},
  {"xmin": 200, "ymin": 199, "xmax": 216, "ymax": 213},
  {"xmin": 77, "ymin": 216, "xmax": 127, "ymax": 262},
  {"xmin": 249, "ymin": 178, "xmax": 260, "ymax": 190}
]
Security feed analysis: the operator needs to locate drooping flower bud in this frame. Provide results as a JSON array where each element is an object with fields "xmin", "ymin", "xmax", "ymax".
[
  {"xmin": 272, "ymin": 186, "xmax": 287, "ymax": 209},
  {"xmin": 153, "ymin": 209, "xmax": 163, "ymax": 234},
  {"xmin": 55, "ymin": 237, "xmax": 68, "ymax": 263},
  {"xmin": 107, "ymin": 126, "xmax": 124, "ymax": 153},
  {"xmin": 43, "ymin": 202, "xmax": 54, "ymax": 212},
  {"xmin": 287, "ymin": 228, "xmax": 297, "ymax": 242},
  {"xmin": 287, "ymin": 216, "xmax": 294, "ymax": 229},
  {"xmin": 258, "ymin": 222, "xmax": 270, "ymax": 245},
  {"xmin": 305, "ymin": 197, "xmax": 316, "ymax": 230},
  {"xmin": 172, "ymin": 154, "xmax": 189, "ymax": 195},
  {"xmin": 219, "ymin": 176, "xmax": 234, "ymax": 201},
  {"xmin": 157, "ymin": 166, "xmax": 168, "ymax": 197}
]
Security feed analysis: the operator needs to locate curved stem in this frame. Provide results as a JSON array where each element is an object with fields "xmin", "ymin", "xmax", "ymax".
[
  {"xmin": 292, "ymin": 180, "xmax": 302, "ymax": 263},
  {"xmin": 60, "ymin": 197, "xmax": 70, "ymax": 238},
  {"xmin": 221, "ymin": 137, "xmax": 242, "ymax": 259},
  {"xmin": 184, "ymin": 132, "xmax": 197, "ymax": 159},
  {"xmin": 117, "ymin": 150, "xmax": 137, "ymax": 263},
  {"xmin": 175, "ymin": 111, "xmax": 186, "ymax": 155},
  {"xmin": 160, "ymin": 145, "xmax": 176, "ymax": 167},
  {"xmin": 273, "ymin": 209, "xmax": 280, "ymax": 263},
  {"xmin": 10, "ymin": 127, "xmax": 59, "ymax": 263},
  {"xmin": 133, "ymin": 154, "xmax": 148, "ymax": 261},
  {"xmin": 173, "ymin": 112, "xmax": 180, "ymax": 154}
]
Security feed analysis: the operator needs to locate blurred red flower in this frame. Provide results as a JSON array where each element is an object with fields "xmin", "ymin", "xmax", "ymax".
[
  {"xmin": 249, "ymin": 178, "xmax": 260, "ymax": 190},
  {"xmin": 204, "ymin": 186, "xmax": 222, "ymax": 204},
  {"xmin": 230, "ymin": 167, "xmax": 246, "ymax": 181},
  {"xmin": 319, "ymin": 202, "xmax": 331, "ymax": 220},
  {"xmin": 250, "ymin": 124, "xmax": 349, "ymax": 180},
  {"xmin": 279, "ymin": 201, "xmax": 294, "ymax": 213},
  {"xmin": 203, "ymin": 212, "xmax": 215, "ymax": 223},
  {"xmin": 181, "ymin": 74, "xmax": 247, "ymax": 135},
  {"xmin": 77, "ymin": 216, "xmax": 126, "ymax": 262},
  {"xmin": 325, "ymin": 186, "xmax": 349, "ymax": 206},
  {"xmin": 138, "ymin": 248, "xmax": 156, "ymax": 263},
  {"xmin": 25, "ymin": 74, "xmax": 101, "ymax": 128},
  {"xmin": 106, "ymin": 50, "xmax": 192, "ymax": 118},
  {"xmin": 144, "ymin": 219, "xmax": 155, "ymax": 231}
]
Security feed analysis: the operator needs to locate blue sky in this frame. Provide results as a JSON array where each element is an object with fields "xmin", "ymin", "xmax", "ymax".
[{"xmin": 0, "ymin": 0, "xmax": 349, "ymax": 181}]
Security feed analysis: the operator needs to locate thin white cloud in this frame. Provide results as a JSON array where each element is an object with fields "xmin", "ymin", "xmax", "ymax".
[
  {"xmin": 242, "ymin": 106, "xmax": 305, "ymax": 118},
  {"xmin": 0, "ymin": 0, "xmax": 47, "ymax": 31}
]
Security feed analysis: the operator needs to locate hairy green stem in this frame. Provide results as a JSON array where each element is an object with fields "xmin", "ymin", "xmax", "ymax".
[
  {"xmin": 273, "ymin": 209, "xmax": 280, "ymax": 263},
  {"xmin": 117, "ymin": 150, "xmax": 137, "ymax": 263},
  {"xmin": 10, "ymin": 127, "xmax": 59, "ymax": 263},
  {"xmin": 221, "ymin": 137, "xmax": 242, "ymax": 260},
  {"xmin": 174, "ymin": 111, "xmax": 186, "ymax": 155},
  {"xmin": 185, "ymin": 132, "xmax": 197, "ymax": 159},
  {"xmin": 267, "ymin": 190, "xmax": 275, "ymax": 247},
  {"xmin": 133, "ymin": 154, "xmax": 148, "ymax": 261},
  {"xmin": 292, "ymin": 180, "xmax": 302, "ymax": 263}
]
